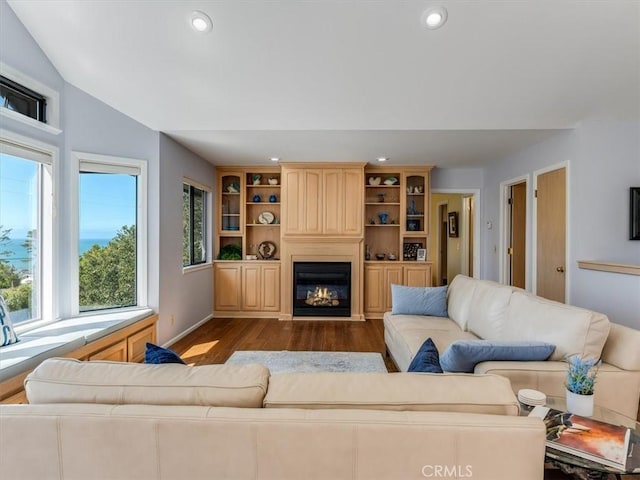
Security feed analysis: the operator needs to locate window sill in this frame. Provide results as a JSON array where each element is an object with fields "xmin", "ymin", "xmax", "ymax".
[
  {"xmin": 0, "ymin": 108, "xmax": 62, "ymax": 135},
  {"xmin": 183, "ymin": 262, "xmax": 213, "ymax": 274},
  {"xmin": 0, "ymin": 308, "xmax": 154, "ymax": 382}
]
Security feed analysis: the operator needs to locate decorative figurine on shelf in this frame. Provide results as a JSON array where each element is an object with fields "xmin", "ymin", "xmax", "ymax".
[
  {"xmin": 384, "ymin": 177, "xmax": 398, "ymax": 185},
  {"xmin": 269, "ymin": 194, "xmax": 278, "ymax": 202},
  {"xmin": 415, "ymin": 185, "xmax": 424, "ymax": 194},
  {"xmin": 377, "ymin": 193, "xmax": 385, "ymax": 203},
  {"xmin": 365, "ymin": 244, "xmax": 371, "ymax": 261},
  {"xmin": 227, "ymin": 183, "xmax": 239, "ymax": 193},
  {"xmin": 407, "ymin": 199, "xmax": 417, "ymax": 215},
  {"xmin": 368, "ymin": 176, "xmax": 382, "ymax": 186},
  {"xmin": 252, "ymin": 174, "xmax": 261, "ymax": 185},
  {"xmin": 268, "ymin": 178, "xmax": 279, "ymax": 185},
  {"xmin": 252, "ymin": 194, "xmax": 261, "ymax": 202},
  {"xmin": 378, "ymin": 212, "xmax": 389, "ymax": 224}
]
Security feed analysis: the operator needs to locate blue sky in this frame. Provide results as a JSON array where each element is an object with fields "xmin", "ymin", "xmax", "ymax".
[{"xmin": 1, "ymin": 153, "xmax": 136, "ymax": 240}]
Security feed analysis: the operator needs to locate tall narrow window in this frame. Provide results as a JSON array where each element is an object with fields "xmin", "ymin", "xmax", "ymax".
[
  {"xmin": 183, "ymin": 182, "xmax": 208, "ymax": 267},
  {"xmin": 78, "ymin": 156, "xmax": 146, "ymax": 312},
  {"xmin": 0, "ymin": 140, "xmax": 53, "ymax": 326}
]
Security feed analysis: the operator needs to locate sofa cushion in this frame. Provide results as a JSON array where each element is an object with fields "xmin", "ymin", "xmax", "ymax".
[
  {"xmin": 502, "ymin": 292, "xmax": 610, "ymax": 361},
  {"xmin": 600, "ymin": 323, "xmax": 640, "ymax": 371},
  {"xmin": 446, "ymin": 274, "xmax": 477, "ymax": 331},
  {"xmin": 465, "ymin": 280, "xmax": 513, "ymax": 340},
  {"xmin": 391, "ymin": 285, "xmax": 448, "ymax": 317},
  {"xmin": 25, "ymin": 357, "xmax": 269, "ymax": 407},
  {"xmin": 407, "ymin": 338, "xmax": 443, "ymax": 373},
  {"xmin": 440, "ymin": 340, "xmax": 555, "ymax": 373},
  {"xmin": 144, "ymin": 342, "xmax": 186, "ymax": 364},
  {"xmin": 264, "ymin": 372, "xmax": 520, "ymax": 415}
]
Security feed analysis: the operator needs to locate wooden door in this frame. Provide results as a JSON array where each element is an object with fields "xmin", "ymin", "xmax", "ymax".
[
  {"xmin": 404, "ymin": 265, "xmax": 431, "ymax": 287},
  {"xmin": 384, "ymin": 266, "xmax": 403, "ymax": 311},
  {"xmin": 242, "ymin": 265, "xmax": 261, "ymax": 310},
  {"xmin": 364, "ymin": 265, "xmax": 384, "ymax": 313},
  {"xmin": 323, "ymin": 169, "xmax": 343, "ymax": 234},
  {"xmin": 214, "ymin": 263, "xmax": 242, "ymax": 310},
  {"xmin": 510, "ymin": 182, "xmax": 526, "ymax": 288},
  {"xmin": 342, "ymin": 168, "xmax": 363, "ymax": 235},
  {"xmin": 536, "ymin": 168, "xmax": 566, "ymax": 302},
  {"xmin": 261, "ymin": 264, "xmax": 280, "ymax": 311}
]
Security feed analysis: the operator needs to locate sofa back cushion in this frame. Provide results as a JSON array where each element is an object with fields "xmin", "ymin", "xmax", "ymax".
[
  {"xmin": 446, "ymin": 275, "xmax": 477, "ymax": 331},
  {"xmin": 502, "ymin": 292, "xmax": 610, "ymax": 361},
  {"xmin": 264, "ymin": 372, "xmax": 520, "ymax": 416},
  {"xmin": 25, "ymin": 358, "xmax": 269, "ymax": 407},
  {"xmin": 465, "ymin": 280, "xmax": 514, "ymax": 340},
  {"xmin": 600, "ymin": 323, "xmax": 640, "ymax": 371}
]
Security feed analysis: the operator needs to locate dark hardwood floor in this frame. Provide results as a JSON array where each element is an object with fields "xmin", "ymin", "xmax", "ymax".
[{"xmin": 171, "ymin": 317, "xmax": 398, "ymax": 372}]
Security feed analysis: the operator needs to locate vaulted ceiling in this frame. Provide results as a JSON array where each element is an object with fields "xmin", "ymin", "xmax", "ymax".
[{"xmin": 8, "ymin": 1, "xmax": 640, "ymax": 166}]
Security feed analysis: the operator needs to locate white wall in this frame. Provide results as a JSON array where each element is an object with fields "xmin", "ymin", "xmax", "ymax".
[
  {"xmin": 158, "ymin": 134, "xmax": 215, "ymax": 344},
  {"xmin": 481, "ymin": 122, "xmax": 640, "ymax": 328}
]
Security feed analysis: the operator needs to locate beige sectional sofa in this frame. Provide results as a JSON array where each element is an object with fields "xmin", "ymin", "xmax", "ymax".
[
  {"xmin": 385, "ymin": 274, "xmax": 640, "ymax": 419},
  {"xmin": 0, "ymin": 358, "xmax": 546, "ymax": 480}
]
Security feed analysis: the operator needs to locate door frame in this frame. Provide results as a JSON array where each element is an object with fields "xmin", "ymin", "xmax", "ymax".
[
  {"xmin": 532, "ymin": 161, "xmax": 571, "ymax": 301},
  {"xmin": 499, "ymin": 174, "xmax": 530, "ymax": 290},
  {"xmin": 432, "ymin": 188, "xmax": 481, "ymax": 279},
  {"xmin": 436, "ymin": 201, "xmax": 449, "ymax": 285}
]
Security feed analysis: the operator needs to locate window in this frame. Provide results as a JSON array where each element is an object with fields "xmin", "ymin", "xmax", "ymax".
[
  {"xmin": 73, "ymin": 153, "xmax": 147, "ymax": 313},
  {"xmin": 0, "ymin": 137, "xmax": 54, "ymax": 327},
  {"xmin": 0, "ymin": 76, "xmax": 47, "ymax": 123},
  {"xmin": 183, "ymin": 181, "xmax": 209, "ymax": 267}
]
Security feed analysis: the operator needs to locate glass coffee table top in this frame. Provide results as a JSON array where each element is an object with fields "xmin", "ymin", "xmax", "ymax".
[{"xmin": 521, "ymin": 396, "xmax": 640, "ymax": 479}]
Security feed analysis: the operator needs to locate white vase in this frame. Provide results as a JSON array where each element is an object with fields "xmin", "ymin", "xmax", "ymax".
[{"xmin": 565, "ymin": 389, "xmax": 594, "ymax": 417}]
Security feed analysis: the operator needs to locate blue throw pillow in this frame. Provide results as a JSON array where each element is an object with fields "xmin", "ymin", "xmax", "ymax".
[
  {"xmin": 408, "ymin": 338, "xmax": 443, "ymax": 373},
  {"xmin": 440, "ymin": 340, "xmax": 555, "ymax": 373},
  {"xmin": 391, "ymin": 284, "xmax": 448, "ymax": 317},
  {"xmin": 144, "ymin": 343, "xmax": 186, "ymax": 364}
]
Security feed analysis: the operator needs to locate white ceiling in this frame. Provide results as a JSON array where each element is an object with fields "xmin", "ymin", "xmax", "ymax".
[{"xmin": 7, "ymin": 1, "xmax": 640, "ymax": 167}]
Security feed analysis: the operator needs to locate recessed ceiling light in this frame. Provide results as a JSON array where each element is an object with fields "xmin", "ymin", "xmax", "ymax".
[
  {"xmin": 190, "ymin": 11, "xmax": 212, "ymax": 33},
  {"xmin": 422, "ymin": 7, "xmax": 447, "ymax": 30},
  {"xmin": 270, "ymin": 157, "xmax": 280, "ymax": 162},
  {"xmin": 377, "ymin": 157, "xmax": 388, "ymax": 162}
]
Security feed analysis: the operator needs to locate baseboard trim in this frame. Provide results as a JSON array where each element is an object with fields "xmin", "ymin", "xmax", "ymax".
[{"xmin": 163, "ymin": 314, "xmax": 214, "ymax": 348}]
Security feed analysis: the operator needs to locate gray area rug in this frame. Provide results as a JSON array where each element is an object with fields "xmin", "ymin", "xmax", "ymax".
[{"xmin": 225, "ymin": 350, "xmax": 388, "ymax": 374}]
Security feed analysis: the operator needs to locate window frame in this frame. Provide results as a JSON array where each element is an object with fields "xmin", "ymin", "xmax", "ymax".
[
  {"xmin": 182, "ymin": 177, "xmax": 212, "ymax": 273},
  {"xmin": 0, "ymin": 62, "xmax": 61, "ymax": 135},
  {"xmin": 70, "ymin": 151, "xmax": 148, "ymax": 316},
  {"xmin": 0, "ymin": 129, "xmax": 58, "ymax": 333}
]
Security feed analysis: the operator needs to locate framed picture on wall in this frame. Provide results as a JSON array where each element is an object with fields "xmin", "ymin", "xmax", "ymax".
[
  {"xmin": 416, "ymin": 248, "xmax": 426, "ymax": 262},
  {"xmin": 448, "ymin": 211, "xmax": 458, "ymax": 238},
  {"xmin": 631, "ymin": 187, "xmax": 640, "ymax": 240}
]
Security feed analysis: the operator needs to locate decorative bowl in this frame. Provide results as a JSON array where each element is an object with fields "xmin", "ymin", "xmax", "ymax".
[
  {"xmin": 388, "ymin": 254, "xmax": 397, "ymax": 261},
  {"xmin": 268, "ymin": 178, "xmax": 278, "ymax": 185},
  {"xmin": 384, "ymin": 177, "xmax": 398, "ymax": 185},
  {"xmin": 368, "ymin": 176, "xmax": 382, "ymax": 186},
  {"xmin": 375, "ymin": 253, "xmax": 386, "ymax": 261}
]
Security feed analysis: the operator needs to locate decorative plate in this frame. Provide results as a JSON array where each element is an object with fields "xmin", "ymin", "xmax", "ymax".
[
  {"xmin": 258, "ymin": 211, "xmax": 275, "ymax": 224},
  {"xmin": 258, "ymin": 241, "xmax": 276, "ymax": 259}
]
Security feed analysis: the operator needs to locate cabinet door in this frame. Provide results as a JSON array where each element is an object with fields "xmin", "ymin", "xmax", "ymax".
[
  {"xmin": 364, "ymin": 265, "xmax": 384, "ymax": 313},
  {"xmin": 282, "ymin": 169, "xmax": 305, "ymax": 234},
  {"xmin": 261, "ymin": 264, "xmax": 280, "ymax": 311},
  {"xmin": 404, "ymin": 265, "xmax": 432, "ymax": 287},
  {"xmin": 323, "ymin": 169, "xmax": 343, "ymax": 234},
  {"xmin": 384, "ymin": 266, "xmax": 403, "ymax": 311},
  {"xmin": 242, "ymin": 265, "xmax": 261, "ymax": 311},
  {"xmin": 90, "ymin": 340, "xmax": 127, "ymax": 362},
  {"xmin": 303, "ymin": 170, "xmax": 323, "ymax": 234},
  {"xmin": 342, "ymin": 168, "xmax": 363, "ymax": 235},
  {"xmin": 127, "ymin": 326, "xmax": 156, "ymax": 363},
  {"xmin": 214, "ymin": 264, "xmax": 242, "ymax": 310}
]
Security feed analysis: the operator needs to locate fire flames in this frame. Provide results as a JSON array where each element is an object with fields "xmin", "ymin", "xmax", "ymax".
[{"xmin": 305, "ymin": 286, "xmax": 340, "ymax": 307}]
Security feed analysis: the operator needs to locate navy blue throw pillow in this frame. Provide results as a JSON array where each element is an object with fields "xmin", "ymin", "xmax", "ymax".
[
  {"xmin": 408, "ymin": 338, "xmax": 443, "ymax": 373},
  {"xmin": 144, "ymin": 343, "xmax": 186, "ymax": 364}
]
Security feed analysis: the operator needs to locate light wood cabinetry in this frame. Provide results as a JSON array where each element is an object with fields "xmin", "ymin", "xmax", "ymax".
[
  {"xmin": 404, "ymin": 264, "xmax": 432, "ymax": 287},
  {"xmin": 0, "ymin": 314, "xmax": 158, "ymax": 404},
  {"xmin": 214, "ymin": 262, "xmax": 280, "ymax": 315},
  {"xmin": 364, "ymin": 264, "xmax": 432, "ymax": 316},
  {"xmin": 281, "ymin": 164, "xmax": 364, "ymax": 236}
]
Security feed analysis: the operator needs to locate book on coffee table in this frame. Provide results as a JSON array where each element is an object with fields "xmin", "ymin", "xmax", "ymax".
[{"xmin": 529, "ymin": 406, "xmax": 632, "ymax": 471}]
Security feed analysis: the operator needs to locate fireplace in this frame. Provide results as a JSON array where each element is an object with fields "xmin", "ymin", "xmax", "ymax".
[{"xmin": 293, "ymin": 262, "xmax": 351, "ymax": 317}]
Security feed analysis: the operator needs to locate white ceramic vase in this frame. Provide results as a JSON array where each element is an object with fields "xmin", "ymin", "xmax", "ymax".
[{"xmin": 565, "ymin": 389, "xmax": 594, "ymax": 417}]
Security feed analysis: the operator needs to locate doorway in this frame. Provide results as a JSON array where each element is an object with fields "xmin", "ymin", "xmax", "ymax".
[
  {"xmin": 535, "ymin": 166, "xmax": 567, "ymax": 303},
  {"xmin": 501, "ymin": 179, "xmax": 527, "ymax": 288},
  {"xmin": 438, "ymin": 203, "xmax": 448, "ymax": 285}
]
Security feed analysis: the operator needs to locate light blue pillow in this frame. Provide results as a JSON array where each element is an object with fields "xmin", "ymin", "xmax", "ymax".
[
  {"xmin": 391, "ymin": 284, "xmax": 448, "ymax": 317},
  {"xmin": 440, "ymin": 340, "xmax": 555, "ymax": 373},
  {"xmin": 0, "ymin": 294, "xmax": 19, "ymax": 347}
]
